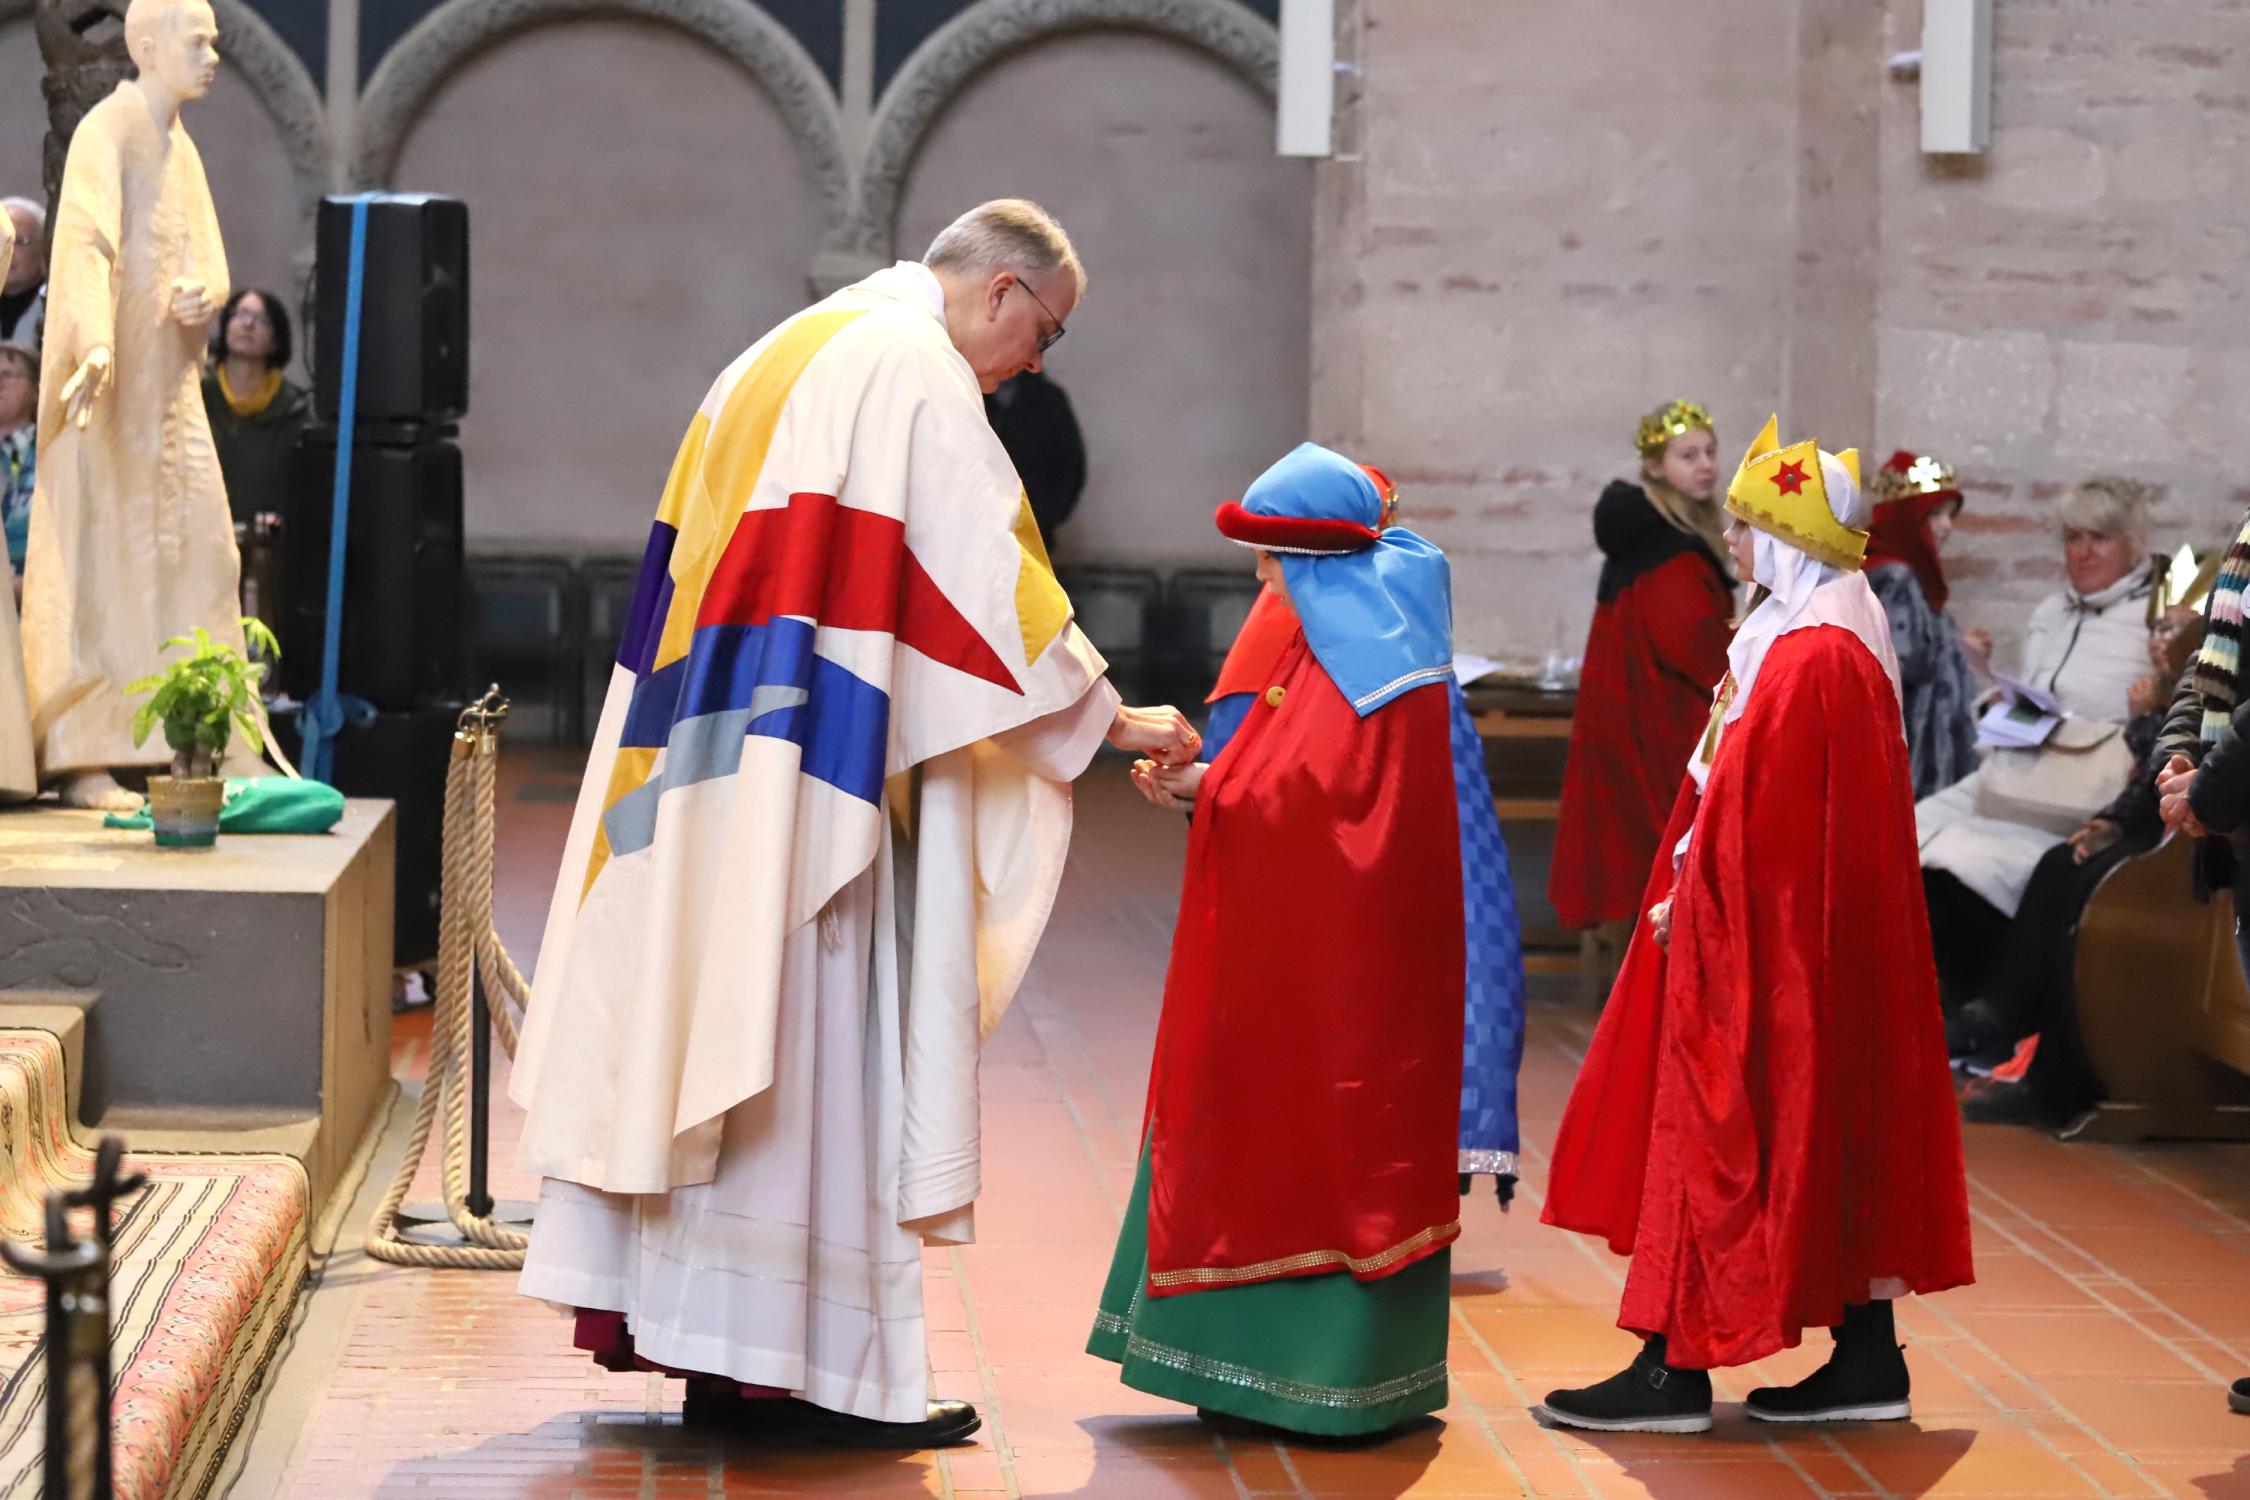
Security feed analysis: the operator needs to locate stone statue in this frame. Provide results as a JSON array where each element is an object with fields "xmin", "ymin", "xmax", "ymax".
[
  {"xmin": 21, "ymin": 0, "xmax": 246, "ymax": 810},
  {"xmin": 0, "ymin": 210, "xmax": 37, "ymax": 805}
]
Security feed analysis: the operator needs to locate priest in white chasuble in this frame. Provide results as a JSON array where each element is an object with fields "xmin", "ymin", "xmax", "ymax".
[
  {"xmin": 21, "ymin": 0, "xmax": 246, "ymax": 810},
  {"xmin": 512, "ymin": 201, "xmax": 1199, "ymax": 1447}
]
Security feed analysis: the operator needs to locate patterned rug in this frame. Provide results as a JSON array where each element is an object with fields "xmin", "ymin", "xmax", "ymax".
[{"xmin": 0, "ymin": 1030, "xmax": 308, "ymax": 1500}]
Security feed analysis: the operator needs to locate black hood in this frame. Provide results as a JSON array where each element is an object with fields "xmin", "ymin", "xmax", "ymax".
[{"xmin": 1593, "ymin": 481, "xmax": 1723, "ymax": 603}]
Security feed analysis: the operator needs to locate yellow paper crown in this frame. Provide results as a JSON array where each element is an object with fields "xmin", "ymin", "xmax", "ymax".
[
  {"xmin": 1634, "ymin": 398, "xmax": 1712, "ymax": 458},
  {"xmin": 1724, "ymin": 415, "xmax": 1868, "ymax": 571}
]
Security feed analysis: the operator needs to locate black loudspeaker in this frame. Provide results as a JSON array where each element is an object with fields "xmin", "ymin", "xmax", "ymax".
[
  {"xmin": 314, "ymin": 193, "xmax": 469, "ymax": 424},
  {"xmin": 283, "ymin": 701, "xmax": 463, "ymax": 967},
  {"xmin": 282, "ymin": 430, "xmax": 465, "ymax": 710}
]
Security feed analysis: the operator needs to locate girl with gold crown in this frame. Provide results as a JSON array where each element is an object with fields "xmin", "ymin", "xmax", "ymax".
[
  {"xmin": 1550, "ymin": 399, "xmax": 1736, "ymax": 938},
  {"xmin": 1537, "ymin": 418, "xmax": 1974, "ymax": 1434}
]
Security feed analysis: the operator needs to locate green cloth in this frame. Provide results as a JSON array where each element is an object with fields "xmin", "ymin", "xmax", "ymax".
[
  {"xmin": 1085, "ymin": 1147, "xmax": 1451, "ymax": 1437},
  {"xmin": 104, "ymin": 777, "xmax": 346, "ymax": 834}
]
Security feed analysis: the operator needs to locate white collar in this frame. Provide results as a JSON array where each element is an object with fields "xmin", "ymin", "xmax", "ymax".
[{"xmin": 853, "ymin": 261, "xmax": 948, "ymax": 328}]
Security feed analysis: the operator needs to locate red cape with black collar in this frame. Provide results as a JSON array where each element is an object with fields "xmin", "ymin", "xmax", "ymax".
[
  {"xmin": 1550, "ymin": 548, "xmax": 1734, "ymax": 929},
  {"xmin": 1542, "ymin": 624, "xmax": 1974, "ymax": 1367},
  {"xmin": 1144, "ymin": 628, "xmax": 1466, "ymax": 1296}
]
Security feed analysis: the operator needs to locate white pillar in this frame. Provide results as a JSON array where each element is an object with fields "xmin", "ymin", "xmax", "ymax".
[{"xmin": 842, "ymin": 0, "xmax": 876, "ymax": 158}]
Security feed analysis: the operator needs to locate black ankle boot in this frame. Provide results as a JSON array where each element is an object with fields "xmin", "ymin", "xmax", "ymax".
[
  {"xmin": 1540, "ymin": 1336, "xmax": 1713, "ymax": 1434},
  {"xmin": 1745, "ymin": 1301, "xmax": 1911, "ymax": 1423}
]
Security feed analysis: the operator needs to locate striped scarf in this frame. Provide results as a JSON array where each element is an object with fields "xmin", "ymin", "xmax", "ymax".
[{"xmin": 2196, "ymin": 510, "xmax": 2250, "ymax": 741}]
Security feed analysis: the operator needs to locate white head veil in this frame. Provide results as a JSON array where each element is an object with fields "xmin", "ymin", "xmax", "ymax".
[{"xmin": 1688, "ymin": 449, "xmax": 1902, "ymax": 789}]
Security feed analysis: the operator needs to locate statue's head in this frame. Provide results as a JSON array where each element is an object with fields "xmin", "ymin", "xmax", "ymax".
[{"xmin": 124, "ymin": 0, "xmax": 219, "ymax": 102}]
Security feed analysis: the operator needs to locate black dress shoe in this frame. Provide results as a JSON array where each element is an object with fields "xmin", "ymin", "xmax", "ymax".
[
  {"xmin": 684, "ymin": 1387, "xmax": 981, "ymax": 1448},
  {"xmin": 1539, "ymin": 1337, "xmax": 1712, "ymax": 1434},
  {"xmin": 1746, "ymin": 1302, "xmax": 1911, "ymax": 1423},
  {"xmin": 1946, "ymin": 1000, "xmax": 2006, "ymax": 1065},
  {"xmin": 2230, "ymin": 1377, "xmax": 2250, "ymax": 1415}
]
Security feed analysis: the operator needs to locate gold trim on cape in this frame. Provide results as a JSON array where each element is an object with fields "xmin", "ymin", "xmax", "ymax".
[{"xmin": 1147, "ymin": 1219, "xmax": 1460, "ymax": 1291}]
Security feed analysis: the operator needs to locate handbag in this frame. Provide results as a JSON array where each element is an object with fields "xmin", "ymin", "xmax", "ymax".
[{"xmin": 1973, "ymin": 718, "xmax": 2137, "ymax": 836}]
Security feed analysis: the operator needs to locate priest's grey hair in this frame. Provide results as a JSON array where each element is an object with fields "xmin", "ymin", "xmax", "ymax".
[
  {"xmin": 2060, "ymin": 476, "xmax": 2153, "ymax": 546},
  {"xmin": 924, "ymin": 200, "xmax": 1086, "ymax": 298}
]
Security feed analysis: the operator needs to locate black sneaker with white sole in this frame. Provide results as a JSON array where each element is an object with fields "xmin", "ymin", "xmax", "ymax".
[
  {"xmin": 1745, "ymin": 1301, "xmax": 1911, "ymax": 1423},
  {"xmin": 1539, "ymin": 1337, "xmax": 1712, "ymax": 1434}
]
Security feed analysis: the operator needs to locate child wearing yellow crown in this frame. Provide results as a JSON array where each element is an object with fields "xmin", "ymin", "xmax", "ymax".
[{"xmin": 1537, "ymin": 417, "xmax": 1975, "ymax": 1433}]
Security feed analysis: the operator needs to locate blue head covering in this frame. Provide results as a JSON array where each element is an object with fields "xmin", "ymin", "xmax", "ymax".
[{"xmin": 1229, "ymin": 442, "xmax": 1455, "ymax": 717}]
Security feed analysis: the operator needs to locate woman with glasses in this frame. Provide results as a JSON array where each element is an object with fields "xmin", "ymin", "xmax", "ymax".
[{"xmin": 202, "ymin": 288, "xmax": 309, "ymax": 527}]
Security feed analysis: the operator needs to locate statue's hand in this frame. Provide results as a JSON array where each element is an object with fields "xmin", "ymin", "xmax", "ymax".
[
  {"xmin": 169, "ymin": 279, "xmax": 217, "ymax": 328},
  {"xmin": 61, "ymin": 347, "xmax": 112, "ymax": 428}
]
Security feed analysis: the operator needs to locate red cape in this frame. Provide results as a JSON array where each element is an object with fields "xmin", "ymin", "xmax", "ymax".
[
  {"xmin": 1146, "ymin": 630, "xmax": 1465, "ymax": 1295},
  {"xmin": 1865, "ymin": 491, "xmax": 1960, "ymax": 613},
  {"xmin": 1207, "ymin": 586, "xmax": 1297, "ymax": 703},
  {"xmin": 1542, "ymin": 625, "xmax": 1973, "ymax": 1368},
  {"xmin": 1550, "ymin": 551, "xmax": 1733, "ymax": 928}
]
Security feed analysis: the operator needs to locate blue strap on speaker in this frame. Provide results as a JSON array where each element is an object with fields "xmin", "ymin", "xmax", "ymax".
[{"xmin": 300, "ymin": 195, "xmax": 372, "ymax": 785}]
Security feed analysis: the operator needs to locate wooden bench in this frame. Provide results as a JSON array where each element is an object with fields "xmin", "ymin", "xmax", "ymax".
[{"xmin": 2069, "ymin": 834, "xmax": 2250, "ymax": 1140}]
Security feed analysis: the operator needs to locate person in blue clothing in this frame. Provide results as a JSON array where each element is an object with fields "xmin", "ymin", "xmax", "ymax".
[{"xmin": 1177, "ymin": 461, "xmax": 1526, "ymax": 1202}]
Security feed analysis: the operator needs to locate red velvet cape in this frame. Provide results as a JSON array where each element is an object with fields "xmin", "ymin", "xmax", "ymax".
[
  {"xmin": 1550, "ymin": 551, "xmax": 1733, "ymax": 928},
  {"xmin": 1145, "ymin": 630, "xmax": 1465, "ymax": 1296},
  {"xmin": 1542, "ymin": 625, "xmax": 1973, "ymax": 1368}
]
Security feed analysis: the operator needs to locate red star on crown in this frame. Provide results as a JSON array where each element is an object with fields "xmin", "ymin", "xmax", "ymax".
[{"xmin": 1771, "ymin": 460, "xmax": 1810, "ymax": 496}]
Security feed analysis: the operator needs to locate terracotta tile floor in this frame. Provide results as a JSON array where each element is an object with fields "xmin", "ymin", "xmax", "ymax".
[{"xmin": 259, "ymin": 749, "xmax": 2250, "ymax": 1498}]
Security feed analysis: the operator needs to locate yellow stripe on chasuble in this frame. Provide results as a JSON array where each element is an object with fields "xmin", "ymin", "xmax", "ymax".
[
  {"xmin": 1013, "ymin": 495, "xmax": 1071, "ymax": 664},
  {"xmin": 578, "ymin": 306, "xmax": 866, "ymax": 902}
]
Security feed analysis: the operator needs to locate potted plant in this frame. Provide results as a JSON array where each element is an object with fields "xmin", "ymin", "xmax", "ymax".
[{"xmin": 124, "ymin": 619, "xmax": 280, "ymax": 848}]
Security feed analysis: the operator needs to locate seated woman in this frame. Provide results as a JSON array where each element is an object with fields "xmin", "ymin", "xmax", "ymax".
[
  {"xmin": 1917, "ymin": 477, "xmax": 2160, "ymax": 1037},
  {"xmin": 1953, "ymin": 602, "xmax": 2208, "ymax": 1105},
  {"xmin": 0, "ymin": 343, "xmax": 34, "ymax": 589},
  {"xmin": 1867, "ymin": 449, "xmax": 1980, "ymax": 798},
  {"xmin": 1197, "ymin": 468, "xmax": 1525, "ymax": 1203},
  {"xmin": 1550, "ymin": 399, "xmax": 1734, "ymax": 937},
  {"xmin": 1088, "ymin": 442, "xmax": 1471, "ymax": 1439}
]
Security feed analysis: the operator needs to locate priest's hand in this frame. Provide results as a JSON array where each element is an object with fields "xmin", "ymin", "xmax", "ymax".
[
  {"xmin": 169, "ymin": 278, "xmax": 219, "ymax": 328},
  {"xmin": 1130, "ymin": 758, "xmax": 1206, "ymax": 810},
  {"xmin": 1108, "ymin": 703, "xmax": 1200, "ymax": 766},
  {"xmin": 1961, "ymin": 627, "xmax": 1994, "ymax": 674},
  {"xmin": 60, "ymin": 347, "xmax": 112, "ymax": 429},
  {"xmin": 1648, "ymin": 898, "xmax": 1673, "ymax": 950}
]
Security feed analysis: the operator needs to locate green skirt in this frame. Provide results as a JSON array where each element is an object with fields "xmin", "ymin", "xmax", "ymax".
[{"xmin": 1084, "ymin": 1148, "xmax": 1450, "ymax": 1436}]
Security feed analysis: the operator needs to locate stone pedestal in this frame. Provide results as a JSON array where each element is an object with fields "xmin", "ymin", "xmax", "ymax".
[{"xmin": 0, "ymin": 800, "xmax": 396, "ymax": 1215}]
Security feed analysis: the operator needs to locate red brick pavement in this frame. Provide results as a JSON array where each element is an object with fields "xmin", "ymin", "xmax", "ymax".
[{"xmin": 261, "ymin": 750, "xmax": 2250, "ymax": 1498}]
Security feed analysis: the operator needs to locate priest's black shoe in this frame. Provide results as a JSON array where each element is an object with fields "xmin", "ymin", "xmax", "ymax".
[
  {"xmin": 1745, "ymin": 1301, "xmax": 1911, "ymax": 1423},
  {"xmin": 2230, "ymin": 1377, "xmax": 2250, "ymax": 1415},
  {"xmin": 683, "ymin": 1385, "xmax": 982, "ymax": 1447},
  {"xmin": 1538, "ymin": 1337, "xmax": 1712, "ymax": 1434}
]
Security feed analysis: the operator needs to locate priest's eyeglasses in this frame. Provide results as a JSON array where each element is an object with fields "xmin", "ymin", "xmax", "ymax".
[{"xmin": 1012, "ymin": 277, "xmax": 1066, "ymax": 354}]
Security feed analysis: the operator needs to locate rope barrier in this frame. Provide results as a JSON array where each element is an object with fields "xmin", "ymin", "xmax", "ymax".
[{"xmin": 365, "ymin": 687, "xmax": 532, "ymax": 1270}]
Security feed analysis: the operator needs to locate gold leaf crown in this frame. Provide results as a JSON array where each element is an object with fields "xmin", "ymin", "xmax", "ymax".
[
  {"xmin": 1870, "ymin": 451, "xmax": 1958, "ymax": 505},
  {"xmin": 1634, "ymin": 398, "xmax": 1713, "ymax": 458},
  {"xmin": 1723, "ymin": 415, "xmax": 1869, "ymax": 571}
]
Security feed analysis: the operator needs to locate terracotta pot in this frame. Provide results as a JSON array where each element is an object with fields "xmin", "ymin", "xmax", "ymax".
[{"xmin": 147, "ymin": 775, "xmax": 224, "ymax": 849}]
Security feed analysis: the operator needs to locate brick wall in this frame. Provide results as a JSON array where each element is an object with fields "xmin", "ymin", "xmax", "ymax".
[{"xmin": 1317, "ymin": 0, "xmax": 2248, "ymax": 667}]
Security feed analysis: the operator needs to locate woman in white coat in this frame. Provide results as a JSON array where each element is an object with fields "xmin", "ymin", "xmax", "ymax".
[{"xmin": 1917, "ymin": 478, "xmax": 2158, "ymax": 1048}]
